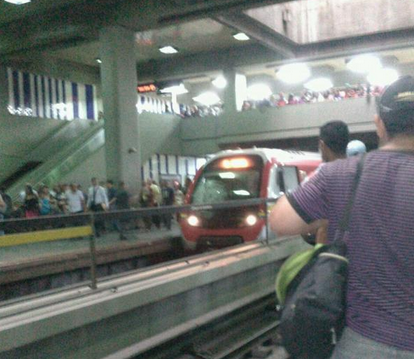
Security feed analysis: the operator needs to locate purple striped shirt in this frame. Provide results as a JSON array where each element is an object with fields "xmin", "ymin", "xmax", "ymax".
[{"xmin": 289, "ymin": 150, "xmax": 414, "ymax": 351}]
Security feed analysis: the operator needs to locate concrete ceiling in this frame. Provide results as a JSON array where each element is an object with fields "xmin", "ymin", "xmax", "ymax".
[
  {"xmin": 3, "ymin": 0, "xmax": 414, "ymax": 84},
  {"xmin": 48, "ymin": 19, "xmax": 248, "ymax": 66},
  {"xmin": 246, "ymin": 0, "xmax": 414, "ymax": 44}
]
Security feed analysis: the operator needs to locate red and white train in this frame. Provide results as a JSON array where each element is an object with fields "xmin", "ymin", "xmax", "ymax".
[{"xmin": 179, "ymin": 148, "xmax": 321, "ymax": 250}]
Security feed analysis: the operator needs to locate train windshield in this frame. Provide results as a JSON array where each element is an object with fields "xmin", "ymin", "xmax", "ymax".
[{"xmin": 191, "ymin": 155, "xmax": 263, "ymax": 204}]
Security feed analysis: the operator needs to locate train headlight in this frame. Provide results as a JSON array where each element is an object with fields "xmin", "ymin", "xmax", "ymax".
[
  {"xmin": 245, "ymin": 214, "xmax": 258, "ymax": 226},
  {"xmin": 187, "ymin": 215, "xmax": 200, "ymax": 227}
]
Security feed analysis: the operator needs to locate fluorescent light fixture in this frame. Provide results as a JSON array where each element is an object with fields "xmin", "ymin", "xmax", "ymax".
[
  {"xmin": 95, "ymin": 58, "xmax": 102, "ymax": 64},
  {"xmin": 219, "ymin": 172, "xmax": 236, "ymax": 179},
  {"xmin": 304, "ymin": 78, "xmax": 333, "ymax": 92},
  {"xmin": 247, "ymin": 84, "xmax": 272, "ymax": 101},
  {"xmin": 4, "ymin": 0, "xmax": 31, "ymax": 4},
  {"xmin": 193, "ymin": 92, "xmax": 221, "ymax": 106},
  {"xmin": 233, "ymin": 32, "xmax": 250, "ymax": 41},
  {"xmin": 159, "ymin": 46, "xmax": 178, "ymax": 54},
  {"xmin": 212, "ymin": 76, "xmax": 227, "ymax": 89},
  {"xmin": 160, "ymin": 84, "xmax": 188, "ymax": 95},
  {"xmin": 277, "ymin": 63, "xmax": 311, "ymax": 84},
  {"xmin": 367, "ymin": 68, "xmax": 398, "ymax": 86},
  {"xmin": 347, "ymin": 55, "xmax": 382, "ymax": 74}
]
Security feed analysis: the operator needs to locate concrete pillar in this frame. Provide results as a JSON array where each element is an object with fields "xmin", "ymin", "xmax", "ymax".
[
  {"xmin": 100, "ymin": 26, "xmax": 141, "ymax": 193},
  {"xmin": 223, "ymin": 69, "xmax": 247, "ymax": 114}
]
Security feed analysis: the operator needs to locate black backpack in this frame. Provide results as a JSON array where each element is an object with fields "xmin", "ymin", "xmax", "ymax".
[{"xmin": 278, "ymin": 156, "xmax": 364, "ymax": 359}]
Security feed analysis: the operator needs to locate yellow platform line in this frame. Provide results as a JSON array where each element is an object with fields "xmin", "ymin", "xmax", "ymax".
[{"xmin": 0, "ymin": 226, "xmax": 93, "ymax": 248}]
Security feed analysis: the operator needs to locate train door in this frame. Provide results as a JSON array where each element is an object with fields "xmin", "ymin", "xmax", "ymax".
[
  {"xmin": 264, "ymin": 165, "xmax": 300, "ymax": 241},
  {"xmin": 277, "ymin": 166, "xmax": 300, "ymax": 194}
]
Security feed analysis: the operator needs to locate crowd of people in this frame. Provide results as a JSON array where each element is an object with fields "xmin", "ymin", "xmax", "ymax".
[
  {"xmin": 137, "ymin": 94, "xmax": 223, "ymax": 118},
  {"xmin": 0, "ymin": 177, "xmax": 194, "ymax": 238},
  {"xmin": 241, "ymin": 83, "xmax": 384, "ymax": 111}
]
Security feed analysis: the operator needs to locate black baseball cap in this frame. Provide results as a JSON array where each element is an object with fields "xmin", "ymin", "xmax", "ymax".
[
  {"xmin": 377, "ymin": 76, "xmax": 414, "ymax": 137},
  {"xmin": 377, "ymin": 76, "xmax": 414, "ymax": 117}
]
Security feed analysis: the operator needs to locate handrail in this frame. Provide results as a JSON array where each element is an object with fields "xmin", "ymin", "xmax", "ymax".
[{"xmin": 0, "ymin": 197, "xmax": 278, "ymax": 232}]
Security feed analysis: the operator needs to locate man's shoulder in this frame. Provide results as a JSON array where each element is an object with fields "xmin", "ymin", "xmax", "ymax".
[{"xmin": 320, "ymin": 155, "xmax": 361, "ymax": 179}]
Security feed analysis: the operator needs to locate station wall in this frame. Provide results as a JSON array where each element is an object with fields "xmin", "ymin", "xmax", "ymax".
[
  {"xmin": 0, "ymin": 61, "xmax": 183, "ymax": 190},
  {"xmin": 4, "ymin": 57, "xmax": 414, "ymax": 191},
  {"xmin": 180, "ymin": 97, "xmax": 377, "ymax": 156},
  {"xmin": 60, "ymin": 149, "xmax": 206, "ymax": 190},
  {"xmin": 58, "ymin": 112, "xmax": 183, "ymax": 189},
  {"xmin": 0, "ymin": 61, "xmax": 101, "ymax": 185},
  {"xmin": 60, "ymin": 147, "xmax": 107, "ymax": 190}
]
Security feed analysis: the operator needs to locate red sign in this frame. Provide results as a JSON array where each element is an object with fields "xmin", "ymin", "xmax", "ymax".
[{"xmin": 137, "ymin": 84, "xmax": 157, "ymax": 93}]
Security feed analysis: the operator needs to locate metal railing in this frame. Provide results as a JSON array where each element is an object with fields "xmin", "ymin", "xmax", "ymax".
[{"xmin": 0, "ymin": 197, "xmax": 279, "ymax": 291}]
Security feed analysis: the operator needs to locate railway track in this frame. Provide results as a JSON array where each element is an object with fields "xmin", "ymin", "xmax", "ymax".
[{"xmin": 134, "ymin": 296, "xmax": 289, "ymax": 359}]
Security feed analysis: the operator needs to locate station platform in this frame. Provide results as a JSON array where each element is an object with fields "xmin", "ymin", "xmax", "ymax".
[{"xmin": 0, "ymin": 225, "xmax": 182, "ymax": 300}]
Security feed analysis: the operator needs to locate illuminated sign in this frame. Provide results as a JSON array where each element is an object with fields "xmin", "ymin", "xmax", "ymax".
[
  {"xmin": 137, "ymin": 84, "xmax": 157, "ymax": 93},
  {"xmin": 220, "ymin": 157, "xmax": 251, "ymax": 169}
]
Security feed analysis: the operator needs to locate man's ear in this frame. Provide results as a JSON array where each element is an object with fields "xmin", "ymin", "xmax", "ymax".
[
  {"xmin": 374, "ymin": 115, "xmax": 388, "ymax": 143},
  {"xmin": 318, "ymin": 139, "xmax": 325, "ymax": 152}
]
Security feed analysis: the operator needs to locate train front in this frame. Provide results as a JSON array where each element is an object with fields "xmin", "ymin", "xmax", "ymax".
[{"xmin": 180, "ymin": 154, "xmax": 267, "ymax": 250}]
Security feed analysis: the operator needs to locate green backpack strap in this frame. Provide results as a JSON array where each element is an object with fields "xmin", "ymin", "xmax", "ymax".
[{"xmin": 276, "ymin": 244, "xmax": 324, "ymax": 304}]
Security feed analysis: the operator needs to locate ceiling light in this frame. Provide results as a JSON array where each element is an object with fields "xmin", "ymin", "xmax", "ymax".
[
  {"xmin": 247, "ymin": 84, "xmax": 272, "ymax": 101},
  {"xmin": 160, "ymin": 84, "xmax": 188, "ymax": 95},
  {"xmin": 347, "ymin": 55, "xmax": 382, "ymax": 74},
  {"xmin": 304, "ymin": 78, "xmax": 333, "ymax": 92},
  {"xmin": 367, "ymin": 68, "xmax": 398, "ymax": 86},
  {"xmin": 193, "ymin": 92, "xmax": 221, "ymax": 106},
  {"xmin": 233, "ymin": 32, "xmax": 250, "ymax": 41},
  {"xmin": 95, "ymin": 58, "xmax": 102, "ymax": 64},
  {"xmin": 277, "ymin": 63, "xmax": 311, "ymax": 84},
  {"xmin": 212, "ymin": 76, "xmax": 227, "ymax": 89},
  {"xmin": 159, "ymin": 46, "xmax": 178, "ymax": 54},
  {"xmin": 4, "ymin": 0, "xmax": 31, "ymax": 4}
]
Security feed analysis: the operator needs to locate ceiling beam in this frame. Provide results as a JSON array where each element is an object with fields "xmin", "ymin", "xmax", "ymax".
[
  {"xmin": 215, "ymin": 12, "xmax": 296, "ymax": 58},
  {"xmin": 296, "ymin": 28, "xmax": 414, "ymax": 61},
  {"xmin": 155, "ymin": 0, "xmax": 298, "ymax": 26}
]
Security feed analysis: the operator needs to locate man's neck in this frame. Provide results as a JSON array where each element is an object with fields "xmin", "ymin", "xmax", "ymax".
[
  {"xmin": 382, "ymin": 136, "xmax": 414, "ymax": 151},
  {"xmin": 327, "ymin": 153, "xmax": 346, "ymax": 162}
]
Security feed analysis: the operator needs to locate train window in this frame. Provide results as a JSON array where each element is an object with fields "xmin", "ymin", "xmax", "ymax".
[
  {"xmin": 277, "ymin": 166, "xmax": 299, "ymax": 194},
  {"xmin": 191, "ymin": 155, "xmax": 263, "ymax": 204}
]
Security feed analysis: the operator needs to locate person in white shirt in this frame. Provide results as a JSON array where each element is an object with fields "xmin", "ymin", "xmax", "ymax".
[
  {"xmin": 87, "ymin": 177, "xmax": 109, "ymax": 236},
  {"xmin": 65, "ymin": 183, "xmax": 85, "ymax": 214},
  {"xmin": 87, "ymin": 178, "xmax": 109, "ymax": 211}
]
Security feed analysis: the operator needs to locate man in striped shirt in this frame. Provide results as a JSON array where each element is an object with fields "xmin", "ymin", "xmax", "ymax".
[{"xmin": 270, "ymin": 76, "xmax": 414, "ymax": 358}]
